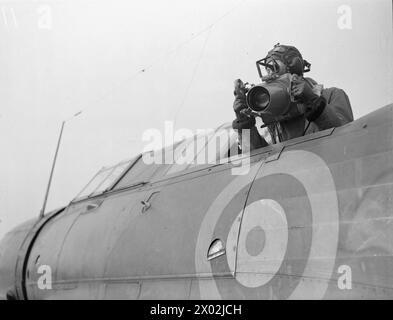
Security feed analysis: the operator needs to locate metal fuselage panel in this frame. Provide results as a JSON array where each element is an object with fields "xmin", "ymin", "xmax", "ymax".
[{"xmin": 0, "ymin": 219, "xmax": 35, "ymax": 300}]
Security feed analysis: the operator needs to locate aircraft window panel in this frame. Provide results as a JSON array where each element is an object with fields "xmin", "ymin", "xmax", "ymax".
[
  {"xmin": 74, "ymin": 167, "xmax": 114, "ymax": 200},
  {"xmin": 165, "ymin": 136, "xmax": 204, "ymax": 176},
  {"xmin": 164, "ymin": 140, "xmax": 188, "ymax": 176},
  {"xmin": 113, "ymin": 156, "xmax": 162, "ymax": 190},
  {"xmin": 74, "ymin": 158, "xmax": 136, "ymax": 200},
  {"xmin": 206, "ymin": 127, "xmax": 239, "ymax": 164},
  {"xmin": 186, "ymin": 133, "xmax": 215, "ymax": 169},
  {"xmin": 172, "ymin": 138, "xmax": 193, "ymax": 162},
  {"xmin": 90, "ymin": 160, "xmax": 131, "ymax": 196},
  {"xmin": 88, "ymin": 166, "xmax": 117, "ymax": 196},
  {"xmin": 165, "ymin": 127, "xmax": 240, "ymax": 176}
]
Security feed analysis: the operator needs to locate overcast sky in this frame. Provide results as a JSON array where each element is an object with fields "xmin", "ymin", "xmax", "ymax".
[{"xmin": 0, "ymin": 0, "xmax": 392, "ymax": 238}]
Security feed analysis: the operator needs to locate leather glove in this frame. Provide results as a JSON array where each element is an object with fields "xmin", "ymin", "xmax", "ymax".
[
  {"xmin": 233, "ymin": 79, "xmax": 247, "ymax": 97},
  {"xmin": 232, "ymin": 78, "xmax": 256, "ymax": 129},
  {"xmin": 233, "ymin": 79, "xmax": 249, "ymax": 119},
  {"xmin": 292, "ymin": 76, "xmax": 326, "ymax": 122},
  {"xmin": 233, "ymin": 79, "xmax": 248, "ymax": 116},
  {"xmin": 291, "ymin": 76, "xmax": 318, "ymax": 104}
]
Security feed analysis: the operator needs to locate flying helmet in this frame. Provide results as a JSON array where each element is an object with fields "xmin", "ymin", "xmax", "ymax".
[{"xmin": 256, "ymin": 43, "xmax": 311, "ymax": 79}]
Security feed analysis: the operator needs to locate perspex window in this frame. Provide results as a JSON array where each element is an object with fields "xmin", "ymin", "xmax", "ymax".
[{"xmin": 74, "ymin": 158, "xmax": 134, "ymax": 200}]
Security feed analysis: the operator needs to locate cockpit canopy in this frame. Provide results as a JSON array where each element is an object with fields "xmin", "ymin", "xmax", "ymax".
[{"xmin": 73, "ymin": 123, "xmax": 240, "ymax": 201}]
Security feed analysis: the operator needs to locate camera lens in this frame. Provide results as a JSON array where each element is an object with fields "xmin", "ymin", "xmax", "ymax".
[{"xmin": 254, "ymin": 91, "xmax": 270, "ymax": 111}]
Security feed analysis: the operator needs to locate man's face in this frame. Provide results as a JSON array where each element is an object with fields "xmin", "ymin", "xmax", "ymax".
[{"xmin": 265, "ymin": 57, "xmax": 287, "ymax": 76}]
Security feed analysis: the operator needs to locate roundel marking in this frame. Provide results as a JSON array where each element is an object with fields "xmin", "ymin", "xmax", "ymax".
[
  {"xmin": 245, "ymin": 226, "xmax": 265, "ymax": 257},
  {"xmin": 235, "ymin": 199, "xmax": 288, "ymax": 288},
  {"xmin": 195, "ymin": 150, "xmax": 339, "ymax": 299}
]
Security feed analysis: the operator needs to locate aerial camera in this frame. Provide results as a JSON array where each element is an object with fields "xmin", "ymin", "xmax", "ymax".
[{"xmin": 240, "ymin": 57, "xmax": 311, "ymax": 125}]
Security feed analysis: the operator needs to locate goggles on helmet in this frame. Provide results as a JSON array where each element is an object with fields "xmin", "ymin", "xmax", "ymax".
[{"xmin": 256, "ymin": 43, "xmax": 311, "ymax": 80}]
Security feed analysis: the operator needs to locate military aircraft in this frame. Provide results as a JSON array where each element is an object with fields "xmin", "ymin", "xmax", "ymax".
[{"xmin": 1, "ymin": 102, "xmax": 393, "ymax": 300}]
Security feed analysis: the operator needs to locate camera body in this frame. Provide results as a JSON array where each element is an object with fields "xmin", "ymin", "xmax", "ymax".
[{"xmin": 245, "ymin": 73, "xmax": 296, "ymax": 117}]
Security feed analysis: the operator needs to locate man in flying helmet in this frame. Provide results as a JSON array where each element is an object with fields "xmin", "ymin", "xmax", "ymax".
[{"xmin": 232, "ymin": 43, "xmax": 354, "ymax": 150}]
